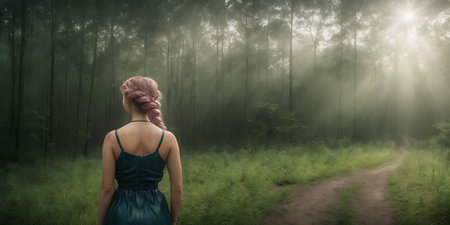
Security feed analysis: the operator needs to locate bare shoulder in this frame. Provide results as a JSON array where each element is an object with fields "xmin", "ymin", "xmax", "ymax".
[
  {"xmin": 103, "ymin": 130, "xmax": 115, "ymax": 145},
  {"xmin": 164, "ymin": 130, "xmax": 176, "ymax": 142},
  {"xmin": 163, "ymin": 130, "xmax": 179, "ymax": 150}
]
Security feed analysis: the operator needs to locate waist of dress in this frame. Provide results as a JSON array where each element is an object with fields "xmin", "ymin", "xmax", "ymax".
[{"xmin": 118, "ymin": 183, "xmax": 159, "ymax": 190}]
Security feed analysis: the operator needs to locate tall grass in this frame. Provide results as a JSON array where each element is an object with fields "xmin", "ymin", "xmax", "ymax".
[
  {"xmin": 388, "ymin": 148, "xmax": 450, "ymax": 225},
  {"xmin": 0, "ymin": 143, "xmax": 397, "ymax": 225}
]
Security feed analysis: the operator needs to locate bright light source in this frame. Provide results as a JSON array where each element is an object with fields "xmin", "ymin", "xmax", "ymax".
[{"xmin": 402, "ymin": 11, "xmax": 414, "ymax": 22}]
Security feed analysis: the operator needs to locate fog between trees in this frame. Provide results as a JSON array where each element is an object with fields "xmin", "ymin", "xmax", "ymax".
[{"xmin": 1, "ymin": 0, "xmax": 449, "ymax": 161}]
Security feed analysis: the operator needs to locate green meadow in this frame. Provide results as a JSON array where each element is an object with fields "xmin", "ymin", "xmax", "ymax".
[
  {"xmin": 388, "ymin": 148, "xmax": 450, "ymax": 225},
  {"xmin": 1, "ymin": 143, "xmax": 397, "ymax": 225}
]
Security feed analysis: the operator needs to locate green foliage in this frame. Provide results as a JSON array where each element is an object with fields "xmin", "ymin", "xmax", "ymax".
[
  {"xmin": 247, "ymin": 103, "xmax": 304, "ymax": 147},
  {"xmin": 432, "ymin": 119, "xmax": 450, "ymax": 147},
  {"xmin": 388, "ymin": 149, "xmax": 450, "ymax": 225},
  {"xmin": 0, "ymin": 144, "xmax": 396, "ymax": 225}
]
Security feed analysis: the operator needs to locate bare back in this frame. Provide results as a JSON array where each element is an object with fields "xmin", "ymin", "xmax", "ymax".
[{"xmin": 112, "ymin": 123, "xmax": 171, "ymax": 162}]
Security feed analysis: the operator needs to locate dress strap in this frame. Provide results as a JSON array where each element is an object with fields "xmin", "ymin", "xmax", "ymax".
[
  {"xmin": 155, "ymin": 130, "xmax": 165, "ymax": 152},
  {"xmin": 114, "ymin": 129, "xmax": 124, "ymax": 151}
]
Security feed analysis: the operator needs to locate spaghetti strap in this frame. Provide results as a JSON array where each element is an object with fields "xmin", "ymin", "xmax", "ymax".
[
  {"xmin": 155, "ymin": 130, "xmax": 165, "ymax": 152},
  {"xmin": 115, "ymin": 129, "xmax": 124, "ymax": 151}
]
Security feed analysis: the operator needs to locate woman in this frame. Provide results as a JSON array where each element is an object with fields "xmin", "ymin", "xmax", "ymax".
[{"xmin": 98, "ymin": 76, "xmax": 182, "ymax": 225}]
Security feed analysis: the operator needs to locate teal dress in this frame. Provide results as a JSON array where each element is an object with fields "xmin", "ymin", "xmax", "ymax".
[{"xmin": 103, "ymin": 129, "xmax": 171, "ymax": 225}]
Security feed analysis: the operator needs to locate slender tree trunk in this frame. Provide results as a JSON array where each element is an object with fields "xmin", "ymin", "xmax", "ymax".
[
  {"xmin": 281, "ymin": 43, "xmax": 285, "ymax": 103},
  {"xmin": 9, "ymin": 0, "xmax": 17, "ymax": 161},
  {"xmin": 337, "ymin": 3, "xmax": 344, "ymax": 138},
  {"xmin": 192, "ymin": 38, "xmax": 197, "ymax": 146},
  {"xmin": 107, "ymin": 19, "xmax": 115, "ymax": 130},
  {"xmin": 377, "ymin": 38, "xmax": 383, "ymax": 138},
  {"xmin": 179, "ymin": 39, "xmax": 184, "ymax": 137},
  {"xmin": 166, "ymin": 27, "xmax": 171, "ymax": 124},
  {"xmin": 14, "ymin": 0, "xmax": 28, "ymax": 162},
  {"xmin": 45, "ymin": 0, "xmax": 57, "ymax": 159},
  {"xmin": 76, "ymin": 13, "xmax": 85, "ymax": 154},
  {"xmin": 265, "ymin": 16, "xmax": 270, "ymax": 96},
  {"xmin": 257, "ymin": 44, "xmax": 261, "ymax": 93},
  {"xmin": 244, "ymin": 0, "xmax": 249, "ymax": 119},
  {"xmin": 215, "ymin": 20, "xmax": 220, "ymax": 137},
  {"xmin": 64, "ymin": 0, "xmax": 70, "ymax": 150},
  {"xmin": 219, "ymin": 25, "xmax": 224, "ymax": 136},
  {"xmin": 173, "ymin": 38, "xmax": 180, "ymax": 125},
  {"xmin": 289, "ymin": 0, "xmax": 294, "ymax": 113},
  {"xmin": 144, "ymin": 20, "xmax": 148, "ymax": 75},
  {"xmin": 313, "ymin": 42, "xmax": 317, "ymax": 76},
  {"xmin": 168, "ymin": 36, "xmax": 175, "ymax": 126},
  {"xmin": 352, "ymin": 24, "xmax": 357, "ymax": 139},
  {"xmin": 83, "ymin": 16, "xmax": 99, "ymax": 155}
]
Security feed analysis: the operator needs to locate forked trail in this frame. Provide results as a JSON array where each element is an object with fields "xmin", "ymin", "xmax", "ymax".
[{"xmin": 264, "ymin": 151, "xmax": 408, "ymax": 225}]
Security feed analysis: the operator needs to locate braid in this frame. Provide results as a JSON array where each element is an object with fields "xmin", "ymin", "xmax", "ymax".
[{"xmin": 120, "ymin": 76, "xmax": 167, "ymax": 130}]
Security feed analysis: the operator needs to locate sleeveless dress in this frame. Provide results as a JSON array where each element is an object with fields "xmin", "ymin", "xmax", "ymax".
[{"xmin": 103, "ymin": 129, "xmax": 171, "ymax": 225}]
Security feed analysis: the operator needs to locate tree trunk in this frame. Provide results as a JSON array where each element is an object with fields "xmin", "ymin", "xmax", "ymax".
[
  {"xmin": 313, "ymin": 42, "xmax": 317, "ymax": 76},
  {"xmin": 166, "ymin": 26, "xmax": 171, "ymax": 124},
  {"xmin": 352, "ymin": 22, "xmax": 357, "ymax": 140},
  {"xmin": 337, "ymin": 3, "xmax": 344, "ymax": 138},
  {"xmin": 219, "ymin": 25, "xmax": 224, "ymax": 136},
  {"xmin": 257, "ymin": 44, "xmax": 261, "ymax": 93},
  {"xmin": 192, "ymin": 38, "xmax": 197, "ymax": 146},
  {"xmin": 107, "ymin": 19, "xmax": 115, "ymax": 131},
  {"xmin": 144, "ymin": 20, "xmax": 148, "ymax": 76},
  {"xmin": 281, "ymin": 43, "xmax": 285, "ymax": 103},
  {"xmin": 83, "ymin": 15, "xmax": 99, "ymax": 155},
  {"xmin": 289, "ymin": 0, "xmax": 294, "ymax": 113},
  {"xmin": 14, "ymin": 0, "xmax": 28, "ymax": 162},
  {"xmin": 215, "ymin": 20, "xmax": 220, "ymax": 137},
  {"xmin": 76, "ymin": 12, "xmax": 85, "ymax": 154},
  {"xmin": 169, "ymin": 35, "xmax": 175, "ymax": 125},
  {"xmin": 9, "ymin": 0, "xmax": 17, "ymax": 161},
  {"xmin": 64, "ymin": 0, "xmax": 70, "ymax": 150},
  {"xmin": 45, "ymin": 0, "xmax": 57, "ymax": 159},
  {"xmin": 179, "ymin": 39, "xmax": 184, "ymax": 137},
  {"xmin": 244, "ymin": 0, "xmax": 249, "ymax": 118},
  {"xmin": 265, "ymin": 16, "xmax": 270, "ymax": 97}
]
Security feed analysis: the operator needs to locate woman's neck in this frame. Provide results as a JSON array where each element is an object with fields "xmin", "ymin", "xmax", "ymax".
[{"xmin": 130, "ymin": 112, "xmax": 149, "ymax": 121}]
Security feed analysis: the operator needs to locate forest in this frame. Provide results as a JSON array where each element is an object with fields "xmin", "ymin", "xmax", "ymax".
[{"xmin": 1, "ymin": 0, "xmax": 449, "ymax": 225}]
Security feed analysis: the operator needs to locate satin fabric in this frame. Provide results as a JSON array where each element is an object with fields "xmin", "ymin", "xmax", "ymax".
[{"xmin": 104, "ymin": 130, "xmax": 171, "ymax": 225}]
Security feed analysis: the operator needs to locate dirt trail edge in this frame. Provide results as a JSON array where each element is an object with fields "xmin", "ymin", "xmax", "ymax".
[{"xmin": 264, "ymin": 151, "xmax": 408, "ymax": 225}]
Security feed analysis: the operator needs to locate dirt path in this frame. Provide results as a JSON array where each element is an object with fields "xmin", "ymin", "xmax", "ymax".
[{"xmin": 264, "ymin": 151, "xmax": 408, "ymax": 225}]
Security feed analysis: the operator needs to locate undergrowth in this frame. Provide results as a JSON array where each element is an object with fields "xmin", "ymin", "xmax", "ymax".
[
  {"xmin": 0, "ymin": 142, "xmax": 397, "ymax": 225},
  {"xmin": 388, "ymin": 148, "xmax": 450, "ymax": 225}
]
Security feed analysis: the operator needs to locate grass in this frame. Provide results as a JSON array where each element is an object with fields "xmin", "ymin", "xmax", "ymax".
[
  {"xmin": 0, "ymin": 142, "xmax": 397, "ymax": 225},
  {"xmin": 319, "ymin": 183, "xmax": 362, "ymax": 225},
  {"xmin": 388, "ymin": 148, "xmax": 450, "ymax": 225},
  {"xmin": 335, "ymin": 183, "xmax": 362, "ymax": 225}
]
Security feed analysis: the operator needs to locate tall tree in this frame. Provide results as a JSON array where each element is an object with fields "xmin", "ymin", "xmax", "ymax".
[
  {"xmin": 75, "ymin": 10, "xmax": 85, "ymax": 153},
  {"xmin": 244, "ymin": 0, "xmax": 250, "ymax": 118},
  {"xmin": 306, "ymin": 0, "xmax": 331, "ymax": 76},
  {"xmin": 107, "ymin": 4, "xmax": 116, "ymax": 131},
  {"xmin": 13, "ymin": 0, "xmax": 28, "ymax": 161},
  {"xmin": 351, "ymin": 1, "xmax": 359, "ymax": 139},
  {"xmin": 44, "ymin": 0, "xmax": 57, "ymax": 159},
  {"xmin": 83, "ymin": 4, "xmax": 99, "ymax": 155},
  {"xmin": 289, "ymin": 0, "xmax": 294, "ymax": 112},
  {"xmin": 8, "ymin": 0, "xmax": 17, "ymax": 161},
  {"xmin": 336, "ymin": 0, "xmax": 345, "ymax": 138}
]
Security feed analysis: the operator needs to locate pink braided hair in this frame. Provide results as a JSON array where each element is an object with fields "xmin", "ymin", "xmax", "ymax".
[{"xmin": 120, "ymin": 76, "xmax": 167, "ymax": 130}]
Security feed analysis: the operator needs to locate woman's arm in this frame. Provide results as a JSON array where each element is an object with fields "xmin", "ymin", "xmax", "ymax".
[
  {"xmin": 166, "ymin": 132, "xmax": 182, "ymax": 225},
  {"xmin": 98, "ymin": 131, "xmax": 116, "ymax": 225}
]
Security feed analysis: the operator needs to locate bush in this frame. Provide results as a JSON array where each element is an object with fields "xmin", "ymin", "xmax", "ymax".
[
  {"xmin": 432, "ymin": 119, "xmax": 450, "ymax": 148},
  {"xmin": 247, "ymin": 102, "xmax": 304, "ymax": 148}
]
